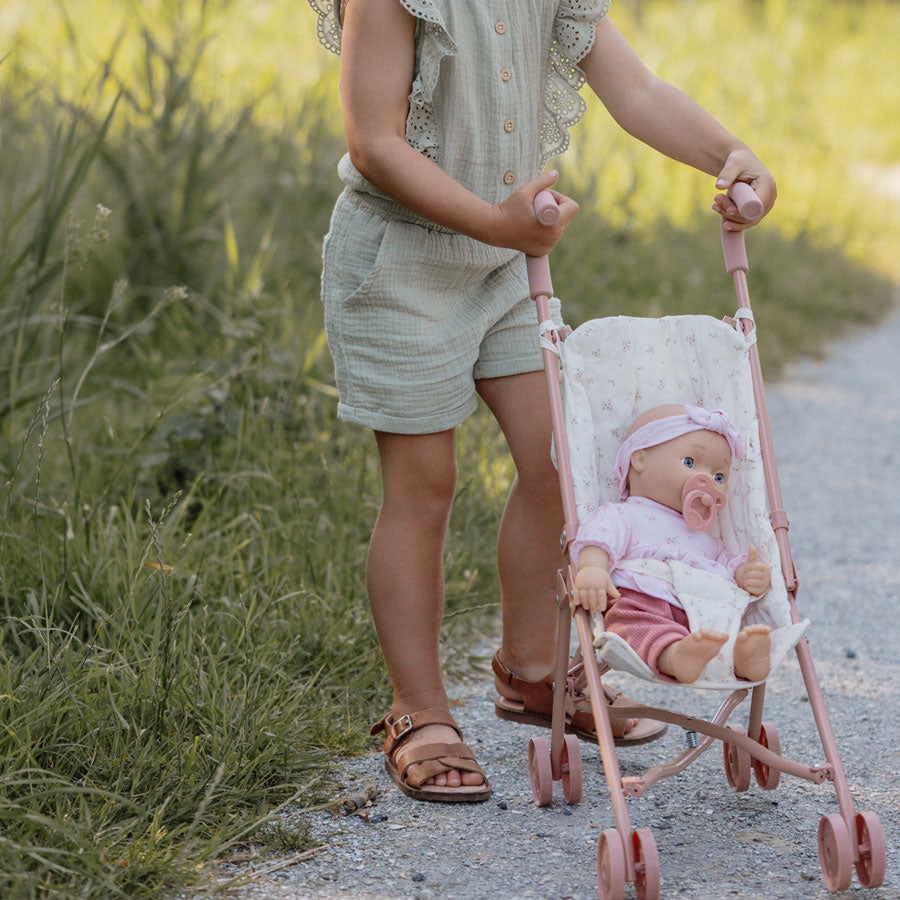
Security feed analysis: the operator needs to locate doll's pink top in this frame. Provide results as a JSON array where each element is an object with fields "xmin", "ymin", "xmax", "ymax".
[{"xmin": 570, "ymin": 497, "xmax": 748, "ymax": 610}]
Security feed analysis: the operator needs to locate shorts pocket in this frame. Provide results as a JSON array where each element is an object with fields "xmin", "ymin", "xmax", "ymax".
[{"xmin": 322, "ymin": 202, "xmax": 397, "ymax": 309}]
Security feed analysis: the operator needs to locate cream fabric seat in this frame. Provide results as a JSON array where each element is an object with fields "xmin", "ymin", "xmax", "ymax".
[{"xmin": 557, "ymin": 314, "xmax": 808, "ymax": 690}]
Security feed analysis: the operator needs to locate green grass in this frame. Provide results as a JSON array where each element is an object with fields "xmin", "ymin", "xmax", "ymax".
[{"xmin": 0, "ymin": 1, "xmax": 897, "ymax": 897}]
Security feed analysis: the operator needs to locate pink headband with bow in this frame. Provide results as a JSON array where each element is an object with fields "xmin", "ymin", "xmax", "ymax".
[{"xmin": 614, "ymin": 405, "xmax": 745, "ymax": 500}]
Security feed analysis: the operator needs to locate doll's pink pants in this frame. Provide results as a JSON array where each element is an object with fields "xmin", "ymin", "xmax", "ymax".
[{"xmin": 603, "ymin": 588, "xmax": 691, "ymax": 680}]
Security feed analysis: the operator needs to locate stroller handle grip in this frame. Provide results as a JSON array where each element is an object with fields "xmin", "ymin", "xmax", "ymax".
[
  {"xmin": 728, "ymin": 181, "xmax": 764, "ymax": 222},
  {"xmin": 533, "ymin": 189, "xmax": 561, "ymax": 225},
  {"xmin": 526, "ymin": 190, "xmax": 559, "ymax": 298},
  {"xmin": 721, "ymin": 184, "xmax": 763, "ymax": 275}
]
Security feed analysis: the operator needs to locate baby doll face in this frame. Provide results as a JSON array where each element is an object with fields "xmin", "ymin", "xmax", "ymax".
[{"xmin": 628, "ymin": 430, "xmax": 732, "ymax": 517}]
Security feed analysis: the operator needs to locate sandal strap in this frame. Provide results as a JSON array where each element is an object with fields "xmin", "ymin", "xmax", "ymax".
[
  {"xmin": 372, "ymin": 707, "xmax": 487, "ymax": 791},
  {"xmin": 394, "ymin": 740, "xmax": 486, "ymax": 789},
  {"xmin": 493, "ymin": 649, "xmax": 638, "ymax": 734},
  {"xmin": 370, "ymin": 707, "xmax": 462, "ymax": 754},
  {"xmin": 491, "ymin": 650, "xmax": 554, "ymax": 717}
]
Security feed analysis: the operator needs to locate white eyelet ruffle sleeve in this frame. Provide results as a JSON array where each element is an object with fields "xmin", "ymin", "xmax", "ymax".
[
  {"xmin": 400, "ymin": 0, "xmax": 458, "ymax": 162},
  {"xmin": 541, "ymin": 0, "xmax": 611, "ymax": 168},
  {"xmin": 307, "ymin": 0, "xmax": 343, "ymax": 55},
  {"xmin": 306, "ymin": 0, "xmax": 457, "ymax": 162}
]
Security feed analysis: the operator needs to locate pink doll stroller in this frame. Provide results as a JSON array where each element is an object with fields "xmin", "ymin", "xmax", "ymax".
[{"xmin": 522, "ymin": 185, "xmax": 887, "ymax": 898}]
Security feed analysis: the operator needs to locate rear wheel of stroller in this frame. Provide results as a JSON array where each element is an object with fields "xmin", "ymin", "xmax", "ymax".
[
  {"xmin": 528, "ymin": 736, "xmax": 553, "ymax": 807},
  {"xmin": 752, "ymin": 721, "xmax": 782, "ymax": 790},
  {"xmin": 818, "ymin": 813, "xmax": 852, "ymax": 891},
  {"xmin": 561, "ymin": 734, "xmax": 582, "ymax": 804},
  {"xmin": 854, "ymin": 811, "xmax": 886, "ymax": 888},
  {"xmin": 632, "ymin": 828, "xmax": 661, "ymax": 900},
  {"xmin": 596, "ymin": 829, "xmax": 626, "ymax": 900},
  {"xmin": 722, "ymin": 725, "xmax": 751, "ymax": 792}
]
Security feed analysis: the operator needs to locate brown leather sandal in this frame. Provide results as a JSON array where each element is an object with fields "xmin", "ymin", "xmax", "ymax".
[
  {"xmin": 371, "ymin": 707, "xmax": 492, "ymax": 803},
  {"xmin": 492, "ymin": 650, "xmax": 667, "ymax": 747}
]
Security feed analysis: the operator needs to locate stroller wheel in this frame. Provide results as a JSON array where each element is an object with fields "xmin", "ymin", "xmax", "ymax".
[
  {"xmin": 722, "ymin": 725, "xmax": 751, "ymax": 792},
  {"xmin": 596, "ymin": 829, "xmax": 626, "ymax": 900},
  {"xmin": 561, "ymin": 734, "xmax": 583, "ymax": 805},
  {"xmin": 854, "ymin": 810, "xmax": 886, "ymax": 888},
  {"xmin": 818, "ymin": 813, "xmax": 852, "ymax": 891},
  {"xmin": 752, "ymin": 721, "xmax": 782, "ymax": 791},
  {"xmin": 528, "ymin": 736, "xmax": 553, "ymax": 807},
  {"xmin": 632, "ymin": 828, "xmax": 661, "ymax": 900}
]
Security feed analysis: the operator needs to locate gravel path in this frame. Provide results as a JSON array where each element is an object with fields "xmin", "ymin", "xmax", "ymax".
[{"xmin": 211, "ymin": 312, "xmax": 900, "ymax": 900}]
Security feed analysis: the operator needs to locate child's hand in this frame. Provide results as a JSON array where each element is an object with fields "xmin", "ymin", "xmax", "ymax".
[
  {"xmin": 489, "ymin": 170, "xmax": 580, "ymax": 256},
  {"xmin": 735, "ymin": 546, "xmax": 771, "ymax": 596},
  {"xmin": 713, "ymin": 147, "xmax": 777, "ymax": 232},
  {"xmin": 573, "ymin": 565, "xmax": 620, "ymax": 614}
]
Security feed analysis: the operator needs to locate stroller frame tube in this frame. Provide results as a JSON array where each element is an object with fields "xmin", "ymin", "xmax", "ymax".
[
  {"xmin": 534, "ymin": 287, "xmax": 637, "ymax": 877},
  {"xmin": 732, "ymin": 267, "xmax": 859, "ymax": 846}
]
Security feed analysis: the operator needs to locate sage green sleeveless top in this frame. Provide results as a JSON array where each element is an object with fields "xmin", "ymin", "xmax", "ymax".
[{"xmin": 308, "ymin": 0, "xmax": 611, "ymax": 222}]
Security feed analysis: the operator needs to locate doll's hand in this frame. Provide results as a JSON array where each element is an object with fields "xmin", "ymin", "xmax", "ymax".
[
  {"xmin": 573, "ymin": 565, "xmax": 620, "ymax": 614},
  {"xmin": 735, "ymin": 546, "xmax": 771, "ymax": 596},
  {"xmin": 712, "ymin": 147, "xmax": 777, "ymax": 232}
]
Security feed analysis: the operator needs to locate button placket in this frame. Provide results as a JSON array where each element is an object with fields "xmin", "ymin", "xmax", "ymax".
[{"xmin": 496, "ymin": 11, "xmax": 513, "ymax": 187}]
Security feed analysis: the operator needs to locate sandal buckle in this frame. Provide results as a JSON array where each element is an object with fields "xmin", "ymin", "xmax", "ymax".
[{"xmin": 393, "ymin": 714, "xmax": 414, "ymax": 741}]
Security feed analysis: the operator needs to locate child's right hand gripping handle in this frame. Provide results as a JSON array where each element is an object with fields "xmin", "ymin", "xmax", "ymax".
[
  {"xmin": 526, "ymin": 189, "xmax": 559, "ymax": 299},
  {"xmin": 722, "ymin": 182, "xmax": 764, "ymax": 275}
]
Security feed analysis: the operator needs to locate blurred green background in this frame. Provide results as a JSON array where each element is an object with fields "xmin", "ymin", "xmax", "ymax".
[{"xmin": 1, "ymin": 0, "xmax": 897, "ymax": 896}]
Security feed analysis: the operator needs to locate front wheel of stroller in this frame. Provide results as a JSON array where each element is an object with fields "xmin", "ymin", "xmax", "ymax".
[
  {"xmin": 528, "ymin": 736, "xmax": 553, "ymax": 807},
  {"xmin": 722, "ymin": 725, "xmax": 751, "ymax": 792},
  {"xmin": 854, "ymin": 811, "xmax": 886, "ymax": 888},
  {"xmin": 561, "ymin": 734, "xmax": 582, "ymax": 804},
  {"xmin": 818, "ymin": 813, "xmax": 852, "ymax": 891},
  {"xmin": 752, "ymin": 721, "xmax": 782, "ymax": 791},
  {"xmin": 632, "ymin": 828, "xmax": 661, "ymax": 900},
  {"xmin": 597, "ymin": 829, "xmax": 626, "ymax": 900}
]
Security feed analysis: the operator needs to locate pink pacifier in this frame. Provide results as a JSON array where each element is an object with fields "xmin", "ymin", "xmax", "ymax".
[{"xmin": 681, "ymin": 472, "xmax": 727, "ymax": 531}]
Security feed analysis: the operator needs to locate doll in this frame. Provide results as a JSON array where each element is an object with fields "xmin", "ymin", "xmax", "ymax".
[{"xmin": 572, "ymin": 404, "xmax": 773, "ymax": 684}]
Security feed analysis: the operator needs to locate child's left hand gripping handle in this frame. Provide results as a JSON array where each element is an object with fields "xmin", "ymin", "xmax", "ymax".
[{"xmin": 526, "ymin": 189, "xmax": 558, "ymax": 299}]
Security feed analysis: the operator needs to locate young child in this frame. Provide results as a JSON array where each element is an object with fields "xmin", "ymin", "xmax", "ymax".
[
  {"xmin": 572, "ymin": 404, "xmax": 773, "ymax": 685},
  {"xmin": 307, "ymin": 0, "xmax": 777, "ymax": 802}
]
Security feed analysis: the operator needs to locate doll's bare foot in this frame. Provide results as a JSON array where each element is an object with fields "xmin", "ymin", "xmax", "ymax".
[
  {"xmin": 733, "ymin": 624, "xmax": 771, "ymax": 681},
  {"xmin": 658, "ymin": 629, "xmax": 728, "ymax": 683}
]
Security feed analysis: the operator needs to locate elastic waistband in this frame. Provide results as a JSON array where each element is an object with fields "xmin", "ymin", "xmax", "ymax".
[{"xmin": 342, "ymin": 187, "xmax": 456, "ymax": 234}]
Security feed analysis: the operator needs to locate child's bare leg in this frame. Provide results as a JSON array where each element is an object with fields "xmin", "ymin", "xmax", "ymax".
[
  {"xmin": 658, "ymin": 630, "xmax": 728, "ymax": 683},
  {"xmin": 477, "ymin": 373, "xmax": 641, "ymax": 737},
  {"xmin": 477, "ymin": 373, "xmax": 561, "ymax": 681},
  {"xmin": 733, "ymin": 624, "xmax": 771, "ymax": 682},
  {"xmin": 368, "ymin": 429, "xmax": 482, "ymax": 788}
]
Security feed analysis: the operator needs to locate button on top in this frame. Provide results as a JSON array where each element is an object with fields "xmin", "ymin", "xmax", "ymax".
[
  {"xmin": 503, "ymin": 119, "xmax": 515, "ymax": 133},
  {"xmin": 494, "ymin": 20, "xmax": 507, "ymax": 34},
  {"xmin": 500, "ymin": 68, "xmax": 511, "ymax": 82},
  {"xmin": 503, "ymin": 171, "xmax": 516, "ymax": 185}
]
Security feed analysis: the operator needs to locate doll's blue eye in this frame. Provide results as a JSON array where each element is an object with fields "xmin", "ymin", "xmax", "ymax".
[
  {"xmin": 714, "ymin": 473, "xmax": 726, "ymax": 484},
  {"xmin": 682, "ymin": 457, "xmax": 694, "ymax": 469}
]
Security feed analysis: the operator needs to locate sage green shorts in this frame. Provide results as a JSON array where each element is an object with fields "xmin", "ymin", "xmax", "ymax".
[{"xmin": 321, "ymin": 190, "xmax": 552, "ymax": 434}]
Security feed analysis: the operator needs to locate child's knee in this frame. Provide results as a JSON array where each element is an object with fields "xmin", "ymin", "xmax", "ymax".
[
  {"xmin": 417, "ymin": 463, "xmax": 458, "ymax": 512},
  {"xmin": 384, "ymin": 456, "xmax": 457, "ymax": 519}
]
